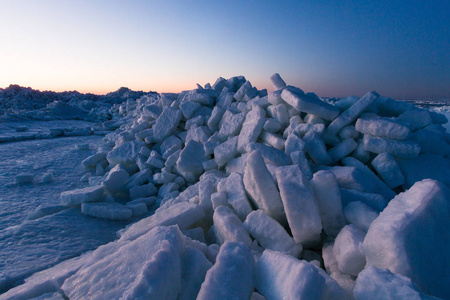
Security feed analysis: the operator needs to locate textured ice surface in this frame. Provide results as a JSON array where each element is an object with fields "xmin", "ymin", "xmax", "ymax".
[{"xmin": 364, "ymin": 179, "xmax": 450, "ymax": 298}]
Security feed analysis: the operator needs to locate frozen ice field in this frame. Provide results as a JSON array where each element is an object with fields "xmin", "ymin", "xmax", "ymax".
[{"xmin": 0, "ymin": 75, "xmax": 449, "ymax": 299}]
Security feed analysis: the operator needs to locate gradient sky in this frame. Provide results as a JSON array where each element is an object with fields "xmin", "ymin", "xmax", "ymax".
[{"xmin": 0, "ymin": 0, "xmax": 449, "ymax": 98}]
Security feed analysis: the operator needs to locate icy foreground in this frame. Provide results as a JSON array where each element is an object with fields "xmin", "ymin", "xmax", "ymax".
[{"xmin": 2, "ymin": 74, "xmax": 450, "ymax": 299}]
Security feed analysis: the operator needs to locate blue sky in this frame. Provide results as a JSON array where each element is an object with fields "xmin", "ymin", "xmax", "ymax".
[{"xmin": 0, "ymin": 0, "xmax": 449, "ymax": 98}]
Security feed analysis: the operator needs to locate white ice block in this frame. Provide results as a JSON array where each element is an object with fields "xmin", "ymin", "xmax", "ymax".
[
  {"xmin": 290, "ymin": 150, "xmax": 312, "ymax": 179},
  {"xmin": 284, "ymin": 132, "xmax": 305, "ymax": 155},
  {"xmin": 119, "ymin": 202, "xmax": 205, "ymax": 241},
  {"xmin": 294, "ymin": 123, "xmax": 326, "ymax": 136},
  {"xmin": 211, "ymin": 191, "xmax": 229, "ymax": 210},
  {"xmin": 261, "ymin": 131, "xmax": 285, "ymax": 150},
  {"xmin": 327, "ymin": 91, "xmax": 379, "ymax": 136},
  {"xmin": 81, "ymin": 202, "xmax": 133, "ymax": 221},
  {"xmin": 364, "ymin": 179, "xmax": 450, "ymax": 299},
  {"xmin": 270, "ymin": 73, "xmax": 287, "ymax": 90},
  {"xmin": 243, "ymin": 210, "xmax": 301, "ymax": 257},
  {"xmin": 153, "ymin": 106, "xmax": 182, "ymax": 142},
  {"xmin": 180, "ymin": 101, "xmax": 201, "ymax": 120},
  {"xmin": 310, "ymin": 170, "xmax": 346, "ymax": 237},
  {"xmin": 225, "ymin": 172, "xmax": 253, "ymax": 221},
  {"xmin": 276, "ymin": 165, "xmax": 322, "ymax": 244},
  {"xmin": 338, "ymin": 125, "xmax": 359, "ymax": 139},
  {"xmin": 304, "ymin": 131, "xmax": 332, "ymax": 165},
  {"xmin": 268, "ymin": 90, "xmax": 284, "ymax": 105},
  {"xmin": 213, "ymin": 206, "xmax": 252, "ymax": 247},
  {"xmin": 102, "ymin": 167, "xmax": 129, "ymax": 195},
  {"xmin": 62, "ymin": 226, "xmax": 184, "ymax": 299},
  {"xmin": 107, "ymin": 141, "xmax": 139, "ymax": 165},
  {"xmin": 218, "ymin": 111, "xmax": 245, "ymax": 139},
  {"xmin": 371, "ymin": 153, "xmax": 405, "ymax": 188},
  {"xmin": 263, "ymin": 118, "xmax": 282, "ymax": 133},
  {"xmin": 246, "ymin": 142, "xmax": 291, "ymax": 166},
  {"xmin": 176, "ymin": 140, "xmax": 206, "ymax": 183},
  {"xmin": 237, "ymin": 105, "xmax": 266, "ymax": 153},
  {"xmin": 60, "ymin": 185, "xmax": 104, "ymax": 206},
  {"xmin": 354, "ymin": 266, "xmax": 431, "ymax": 300},
  {"xmin": 129, "ymin": 183, "xmax": 157, "ymax": 199},
  {"xmin": 243, "ymin": 150, "xmax": 285, "ymax": 224},
  {"xmin": 328, "ymin": 138, "xmax": 358, "ymax": 163},
  {"xmin": 214, "ymin": 136, "xmax": 238, "ymax": 168},
  {"xmin": 197, "ymin": 242, "xmax": 255, "ymax": 300},
  {"xmin": 267, "ymin": 104, "xmax": 289, "ymax": 127},
  {"xmin": 343, "ymin": 201, "xmax": 378, "ymax": 232},
  {"xmin": 363, "ymin": 134, "xmax": 420, "ymax": 158},
  {"xmin": 256, "ymin": 250, "xmax": 347, "ymax": 300},
  {"xmin": 234, "ymin": 81, "xmax": 253, "ymax": 101},
  {"xmin": 281, "ymin": 86, "xmax": 340, "ymax": 121},
  {"xmin": 355, "ymin": 117, "xmax": 411, "ymax": 140},
  {"xmin": 333, "ymin": 225, "xmax": 366, "ymax": 276}
]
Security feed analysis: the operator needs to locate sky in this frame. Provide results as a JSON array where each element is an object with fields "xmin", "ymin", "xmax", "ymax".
[{"xmin": 0, "ymin": 0, "xmax": 449, "ymax": 99}]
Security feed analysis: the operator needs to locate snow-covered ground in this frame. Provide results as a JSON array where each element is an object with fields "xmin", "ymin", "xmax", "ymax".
[{"xmin": 1, "ymin": 76, "xmax": 449, "ymax": 299}]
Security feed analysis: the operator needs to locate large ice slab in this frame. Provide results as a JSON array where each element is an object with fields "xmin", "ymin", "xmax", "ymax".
[
  {"xmin": 363, "ymin": 134, "xmax": 420, "ymax": 158},
  {"xmin": 237, "ymin": 105, "xmax": 266, "ymax": 153},
  {"xmin": 246, "ymin": 142, "xmax": 291, "ymax": 166},
  {"xmin": 281, "ymin": 86, "xmax": 340, "ymax": 121},
  {"xmin": 243, "ymin": 210, "xmax": 301, "ymax": 257},
  {"xmin": 213, "ymin": 205, "xmax": 252, "ymax": 247},
  {"xmin": 153, "ymin": 106, "xmax": 182, "ymax": 142},
  {"xmin": 81, "ymin": 203, "xmax": 133, "ymax": 221},
  {"xmin": 363, "ymin": 179, "xmax": 450, "ymax": 298},
  {"xmin": 355, "ymin": 117, "xmax": 411, "ymax": 140},
  {"xmin": 371, "ymin": 153, "xmax": 405, "ymax": 188},
  {"xmin": 62, "ymin": 226, "xmax": 184, "ymax": 299},
  {"xmin": 333, "ymin": 225, "xmax": 366, "ymax": 276},
  {"xmin": 197, "ymin": 242, "xmax": 255, "ymax": 300},
  {"xmin": 176, "ymin": 140, "xmax": 206, "ymax": 182},
  {"xmin": 398, "ymin": 153, "xmax": 450, "ymax": 188},
  {"xmin": 106, "ymin": 141, "xmax": 139, "ymax": 165},
  {"xmin": 225, "ymin": 172, "xmax": 253, "ymax": 221},
  {"xmin": 243, "ymin": 150, "xmax": 285, "ymax": 223},
  {"xmin": 310, "ymin": 170, "xmax": 346, "ymax": 237},
  {"xmin": 60, "ymin": 185, "xmax": 104, "ymax": 206},
  {"xmin": 276, "ymin": 165, "xmax": 322, "ymax": 244},
  {"xmin": 256, "ymin": 250, "xmax": 348, "ymax": 300},
  {"xmin": 327, "ymin": 91, "xmax": 379, "ymax": 135}
]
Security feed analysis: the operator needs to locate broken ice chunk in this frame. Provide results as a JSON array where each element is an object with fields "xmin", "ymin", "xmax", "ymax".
[
  {"xmin": 333, "ymin": 224, "xmax": 366, "ymax": 276},
  {"xmin": 371, "ymin": 153, "xmax": 405, "ymax": 188},
  {"xmin": 153, "ymin": 106, "xmax": 182, "ymax": 142},
  {"xmin": 281, "ymin": 86, "xmax": 340, "ymax": 121},
  {"xmin": 327, "ymin": 91, "xmax": 379, "ymax": 136},
  {"xmin": 243, "ymin": 210, "xmax": 301, "ymax": 257},
  {"xmin": 355, "ymin": 117, "xmax": 411, "ymax": 140},
  {"xmin": 197, "ymin": 242, "xmax": 255, "ymax": 300},
  {"xmin": 225, "ymin": 172, "xmax": 253, "ymax": 221},
  {"xmin": 364, "ymin": 179, "xmax": 450, "ymax": 298},
  {"xmin": 213, "ymin": 206, "xmax": 252, "ymax": 247},
  {"xmin": 270, "ymin": 73, "xmax": 287, "ymax": 90},
  {"xmin": 81, "ymin": 202, "xmax": 133, "ymax": 221},
  {"xmin": 176, "ymin": 140, "xmax": 206, "ymax": 183},
  {"xmin": 60, "ymin": 185, "xmax": 104, "ymax": 206},
  {"xmin": 243, "ymin": 150, "xmax": 285, "ymax": 224},
  {"xmin": 343, "ymin": 201, "xmax": 379, "ymax": 232},
  {"xmin": 276, "ymin": 165, "xmax": 322, "ymax": 244},
  {"xmin": 214, "ymin": 136, "xmax": 238, "ymax": 168},
  {"xmin": 363, "ymin": 134, "xmax": 420, "ymax": 158},
  {"xmin": 237, "ymin": 105, "xmax": 266, "ymax": 153},
  {"xmin": 310, "ymin": 170, "xmax": 346, "ymax": 237}
]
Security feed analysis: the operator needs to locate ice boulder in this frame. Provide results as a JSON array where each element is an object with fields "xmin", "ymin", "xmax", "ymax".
[
  {"xmin": 60, "ymin": 185, "xmax": 104, "ymax": 206},
  {"xmin": 237, "ymin": 105, "xmax": 266, "ymax": 153},
  {"xmin": 363, "ymin": 179, "xmax": 450, "ymax": 298},
  {"xmin": 371, "ymin": 152, "xmax": 405, "ymax": 188},
  {"xmin": 333, "ymin": 225, "xmax": 366, "ymax": 276},
  {"xmin": 153, "ymin": 106, "xmax": 182, "ymax": 142},
  {"xmin": 355, "ymin": 117, "xmax": 411, "ymax": 140},
  {"xmin": 197, "ymin": 242, "xmax": 254, "ymax": 299},
  {"xmin": 106, "ymin": 141, "xmax": 139, "ymax": 165}
]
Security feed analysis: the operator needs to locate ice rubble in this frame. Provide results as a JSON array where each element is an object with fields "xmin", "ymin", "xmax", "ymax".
[{"xmin": 3, "ymin": 74, "xmax": 450, "ymax": 299}]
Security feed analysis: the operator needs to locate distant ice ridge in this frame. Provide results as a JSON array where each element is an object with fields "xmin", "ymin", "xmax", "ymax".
[{"xmin": 2, "ymin": 74, "xmax": 450, "ymax": 299}]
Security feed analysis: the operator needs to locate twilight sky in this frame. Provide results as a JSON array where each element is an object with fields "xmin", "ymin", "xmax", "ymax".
[{"xmin": 1, "ymin": 0, "xmax": 449, "ymax": 99}]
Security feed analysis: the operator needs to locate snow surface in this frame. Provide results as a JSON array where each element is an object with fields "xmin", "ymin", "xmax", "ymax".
[{"xmin": 1, "ymin": 76, "xmax": 450, "ymax": 299}]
